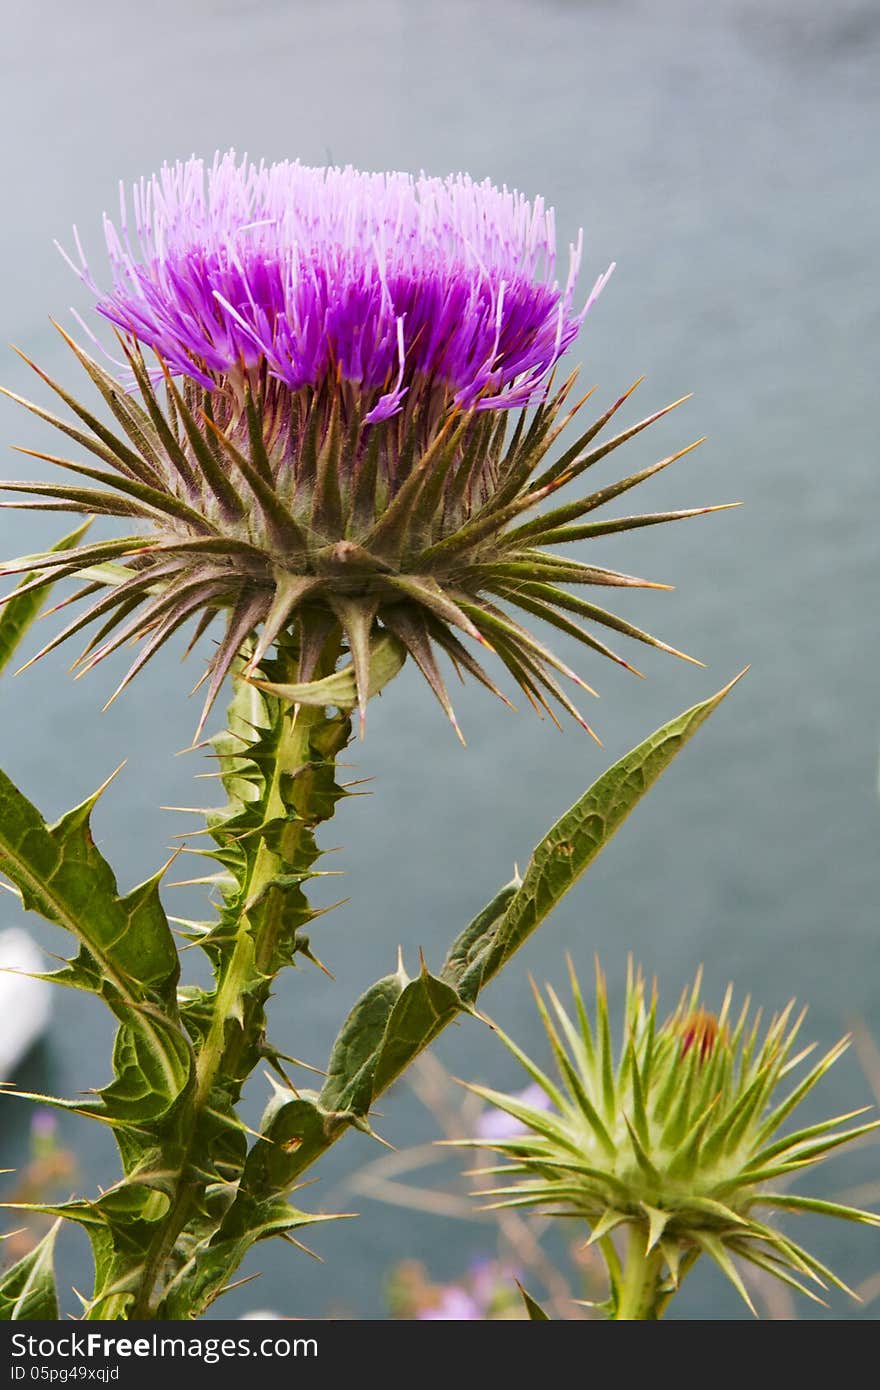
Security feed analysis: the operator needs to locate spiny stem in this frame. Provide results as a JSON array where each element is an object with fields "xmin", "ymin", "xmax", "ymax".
[
  {"xmin": 194, "ymin": 701, "xmax": 320, "ymax": 1104},
  {"xmin": 123, "ymin": 635, "xmax": 348, "ymax": 1319}
]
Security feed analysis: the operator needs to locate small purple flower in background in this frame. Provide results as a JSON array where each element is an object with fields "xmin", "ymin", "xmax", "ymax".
[
  {"xmin": 401, "ymin": 1258, "xmax": 523, "ymax": 1320},
  {"xmin": 469, "ymin": 1257, "xmax": 520, "ymax": 1311},
  {"xmin": 30, "ymin": 1109, "xmax": 57, "ymax": 1142},
  {"xmin": 475, "ymin": 1082, "xmax": 552, "ymax": 1141},
  {"xmin": 29, "ymin": 1108, "xmax": 60, "ymax": 1165},
  {"xmin": 417, "ymin": 1286, "xmax": 482, "ymax": 1321}
]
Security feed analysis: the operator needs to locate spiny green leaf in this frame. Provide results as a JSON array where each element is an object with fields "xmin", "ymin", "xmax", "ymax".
[
  {"xmin": 441, "ymin": 880, "xmax": 520, "ymax": 995},
  {"xmin": 0, "ymin": 1221, "xmax": 60, "ymax": 1320},
  {"xmin": 162, "ymin": 1200, "xmax": 345, "ymax": 1319},
  {"xmin": 0, "ymin": 773, "xmax": 178, "ymax": 1000},
  {"xmin": 455, "ymin": 673, "xmax": 745, "ymax": 1001},
  {"xmin": 319, "ymin": 968, "xmax": 408, "ymax": 1115},
  {"xmin": 371, "ymin": 967, "xmax": 462, "ymax": 1095},
  {"xmin": 0, "ymin": 767, "xmax": 190, "ymax": 1119},
  {"xmin": 240, "ymin": 1093, "xmax": 344, "ymax": 1201}
]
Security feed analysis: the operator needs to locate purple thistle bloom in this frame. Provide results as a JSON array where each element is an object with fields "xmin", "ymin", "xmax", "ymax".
[
  {"xmin": 67, "ymin": 152, "xmax": 609, "ymax": 421},
  {"xmin": 1, "ymin": 153, "xmax": 712, "ymax": 736}
]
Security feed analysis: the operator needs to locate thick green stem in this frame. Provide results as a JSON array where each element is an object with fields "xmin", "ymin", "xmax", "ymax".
[
  {"xmin": 611, "ymin": 1226, "xmax": 667, "ymax": 1321},
  {"xmin": 193, "ymin": 693, "xmax": 332, "ymax": 1107},
  {"xmin": 120, "ymin": 636, "xmax": 349, "ymax": 1319}
]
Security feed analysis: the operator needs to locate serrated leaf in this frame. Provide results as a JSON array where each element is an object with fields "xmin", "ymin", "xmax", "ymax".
[
  {"xmin": 0, "ymin": 1221, "xmax": 60, "ymax": 1320},
  {"xmin": 455, "ymin": 673, "xmax": 745, "ymax": 1001},
  {"xmin": 372, "ymin": 968, "xmax": 462, "ymax": 1094},
  {"xmin": 0, "ymin": 774, "xmax": 178, "ymax": 999},
  {"xmin": 320, "ymin": 970, "xmax": 407, "ymax": 1114},
  {"xmin": 441, "ymin": 880, "xmax": 519, "ymax": 993},
  {"xmin": 0, "ymin": 768, "xmax": 190, "ymax": 1117},
  {"xmin": 162, "ymin": 1199, "xmax": 343, "ymax": 1320},
  {"xmin": 18, "ymin": 1199, "xmax": 148, "ymax": 1320},
  {"xmin": 242, "ymin": 1093, "xmax": 344, "ymax": 1200},
  {"xmin": 100, "ymin": 1017, "xmax": 192, "ymax": 1122}
]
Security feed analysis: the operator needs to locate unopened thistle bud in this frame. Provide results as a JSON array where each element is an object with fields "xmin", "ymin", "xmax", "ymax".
[
  {"xmin": 1, "ymin": 154, "xmax": 730, "ymax": 736},
  {"xmin": 457, "ymin": 961, "xmax": 880, "ymax": 1316}
]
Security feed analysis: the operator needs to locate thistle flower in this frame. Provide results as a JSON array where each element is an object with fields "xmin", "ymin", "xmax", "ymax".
[
  {"xmin": 79, "ymin": 155, "xmax": 589, "ymax": 420},
  {"xmin": 0, "ymin": 154, "xmax": 729, "ymax": 737},
  {"xmin": 456, "ymin": 961, "xmax": 880, "ymax": 1317}
]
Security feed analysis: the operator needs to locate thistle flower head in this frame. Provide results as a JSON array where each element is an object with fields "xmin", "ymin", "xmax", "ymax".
[
  {"xmin": 78, "ymin": 154, "xmax": 590, "ymax": 420},
  {"xmin": 0, "ymin": 155, "xmax": 726, "ymax": 737},
  {"xmin": 458, "ymin": 961, "xmax": 880, "ymax": 1314}
]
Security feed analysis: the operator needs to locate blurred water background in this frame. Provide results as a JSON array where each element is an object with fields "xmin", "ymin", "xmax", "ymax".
[{"xmin": 0, "ymin": 0, "xmax": 878, "ymax": 1319}]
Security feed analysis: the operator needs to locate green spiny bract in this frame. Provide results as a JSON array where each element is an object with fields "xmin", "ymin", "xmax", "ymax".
[
  {"xmin": 0, "ymin": 326, "xmax": 727, "ymax": 740},
  {"xmin": 457, "ymin": 960, "xmax": 880, "ymax": 1316}
]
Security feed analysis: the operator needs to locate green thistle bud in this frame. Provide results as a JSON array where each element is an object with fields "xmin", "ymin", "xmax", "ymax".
[{"xmin": 457, "ymin": 960, "xmax": 880, "ymax": 1317}]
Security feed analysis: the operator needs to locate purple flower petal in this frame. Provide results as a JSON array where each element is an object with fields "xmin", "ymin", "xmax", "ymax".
[{"xmin": 70, "ymin": 153, "xmax": 605, "ymax": 419}]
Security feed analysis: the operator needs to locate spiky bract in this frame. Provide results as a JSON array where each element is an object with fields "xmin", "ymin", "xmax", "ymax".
[
  {"xmin": 1, "ymin": 331, "xmax": 720, "ymax": 738},
  {"xmin": 460, "ymin": 962, "xmax": 880, "ymax": 1315}
]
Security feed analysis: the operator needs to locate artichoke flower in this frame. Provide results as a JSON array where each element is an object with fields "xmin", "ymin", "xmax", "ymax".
[
  {"xmin": 457, "ymin": 961, "xmax": 880, "ymax": 1317},
  {"xmin": 0, "ymin": 154, "xmax": 728, "ymax": 736}
]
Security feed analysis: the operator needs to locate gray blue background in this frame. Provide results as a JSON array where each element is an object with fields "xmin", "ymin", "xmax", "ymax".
[{"xmin": 0, "ymin": 0, "xmax": 877, "ymax": 1319}]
